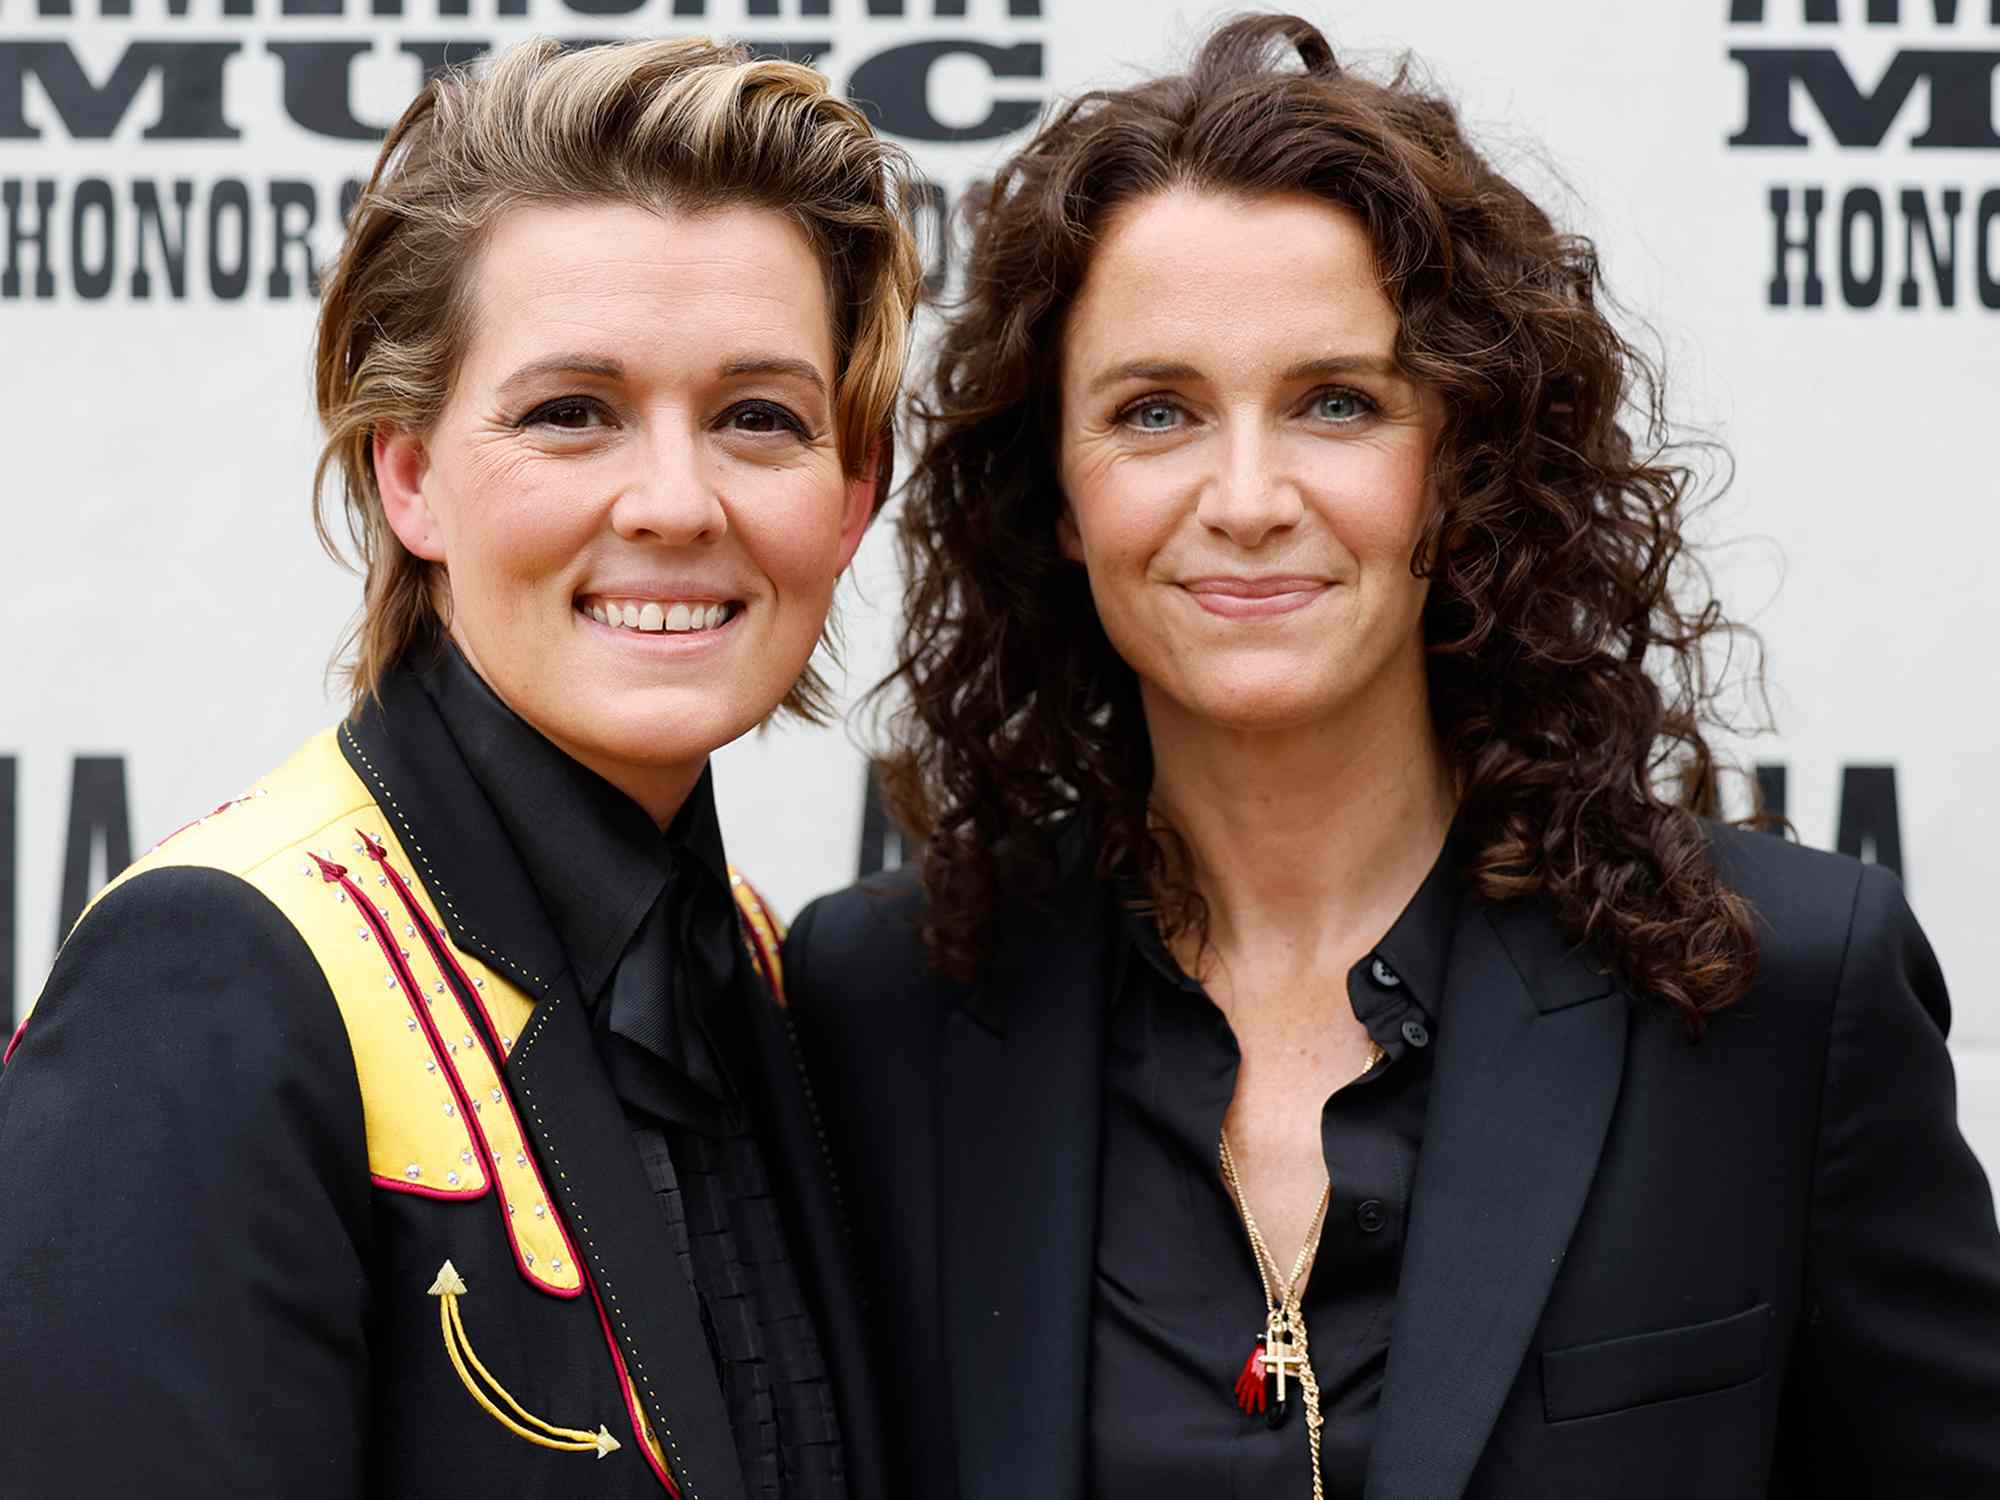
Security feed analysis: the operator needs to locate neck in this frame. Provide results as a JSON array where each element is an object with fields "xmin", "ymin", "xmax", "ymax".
[
  {"xmin": 1144, "ymin": 661, "xmax": 1456, "ymax": 973},
  {"xmin": 571, "ymin": 751, "xmax": 705, "ymax": 833}
]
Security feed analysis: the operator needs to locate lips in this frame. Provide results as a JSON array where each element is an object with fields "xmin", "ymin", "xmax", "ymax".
[{"xmin": 1179, "ymin": 576, "xmax": 1332, "ymax": 619}]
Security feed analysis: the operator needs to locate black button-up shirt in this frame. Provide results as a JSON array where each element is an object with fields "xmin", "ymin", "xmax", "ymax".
[
  {"xmin": 424, "ymin": 644, "xmax": 845, "ymax": 1500},
  {"xmin": 1089, "ymin": 842, "xmax": 1460, "ymax": 1498}
]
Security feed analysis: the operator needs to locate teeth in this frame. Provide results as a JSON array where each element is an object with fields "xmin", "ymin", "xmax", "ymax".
[{"xmin": 583, "ymin": 599, "xmax": 733, "ymax": 634}]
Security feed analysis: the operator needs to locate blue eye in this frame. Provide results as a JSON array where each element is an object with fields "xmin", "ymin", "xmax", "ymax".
[
  {"xmin": 1312, "ymin": 390, "xmax": 1371, "ymax": 423},
  {"xmin": 1127, "ymin": 401, "xmax": 1181, "ymax": 432}
]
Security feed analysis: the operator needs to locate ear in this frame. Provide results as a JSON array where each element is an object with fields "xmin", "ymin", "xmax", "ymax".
[
  {"xmin": 833, "ymin": 443, "xmax": 884, "ymax": 573},
  {"xmin": 1056, "ymin": 504, "xmax": 1084, "ymax": 564},
  {"xmin": 373, "ymin": 425, "xmax": 446, "ymax": 563}
]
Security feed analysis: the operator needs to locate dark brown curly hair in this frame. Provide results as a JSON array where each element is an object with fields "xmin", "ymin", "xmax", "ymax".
[{"xmin": 877, "ymin": 12, "xmax": 1764, "ymax": 1031}]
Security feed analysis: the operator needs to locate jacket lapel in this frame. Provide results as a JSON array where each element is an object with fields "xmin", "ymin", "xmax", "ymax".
[
  {"xmin": 1364, "ymin": 897, "xmax": 1630, "ymax": 1500},
  {"xmin": 344, "ymin": 666, "xmax": 749, "ymax": 1500},
  {"xmin": 939, "ymin": 854, "xmax": 1110, "ymax": 1500},
  {"xmin": 508, "ymin": 978, "xmax": 749, "ymax": 1500}
]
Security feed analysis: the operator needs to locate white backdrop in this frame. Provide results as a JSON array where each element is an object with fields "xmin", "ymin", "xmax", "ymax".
[{"xmin": 3, "ymin": 0, "xmax": 1996, "ymax": 1169}]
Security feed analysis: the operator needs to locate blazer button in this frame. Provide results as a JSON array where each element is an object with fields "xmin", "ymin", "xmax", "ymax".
[
  {"xmin": 1401, "ymin": 1018, "xmax": 1431, "ymax": 1049},
  {"xmin": 1355, "ymin": 1199, "xmax": 1387, "ymax": 1233},
  {"xmin": 1369, "ymin": 956, "xmax": 1402, "ymax": 989}
]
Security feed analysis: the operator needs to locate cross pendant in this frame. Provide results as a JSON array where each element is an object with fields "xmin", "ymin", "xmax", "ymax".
[{"xmin": 1264, "ymin": 1321, "xmax": 1304, "ymax": 1404}]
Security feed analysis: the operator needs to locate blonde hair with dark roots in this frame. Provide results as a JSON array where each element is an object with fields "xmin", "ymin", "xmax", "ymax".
[{"xmin": 314, "ymin": 36, "xmax": 924, "ymax": 717}]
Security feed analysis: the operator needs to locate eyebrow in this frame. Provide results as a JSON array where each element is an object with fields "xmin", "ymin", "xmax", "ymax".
[
  {"xmin": 719, "ymin": 356, "xmax": 829, "ymax": 400},
  {"xmin": 496, "ymin": 354, "xmax": 625, "ymax": 398},
  {"xmin": 1085, "ymin": 353, "xmax": 1404, "ymax": 397},
  {"xmin": 495, "ymin": 353, "xmax": 830, "ymax": 401}
]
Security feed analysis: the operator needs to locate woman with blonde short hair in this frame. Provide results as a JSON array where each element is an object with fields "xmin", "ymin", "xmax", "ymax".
[{"xmin": 0, "ymin": 36, "xmax": 921, "ymax": 1500}]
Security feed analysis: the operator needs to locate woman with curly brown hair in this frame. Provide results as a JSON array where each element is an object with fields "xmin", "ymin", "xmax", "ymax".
[{"xmin": 782, "ymin": 13, "xmax": 2000, "ymax": 1500}]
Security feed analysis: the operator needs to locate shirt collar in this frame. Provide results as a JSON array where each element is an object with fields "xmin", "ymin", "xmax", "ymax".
[
  {"xmin": 415, "ymin": 637, "xmax": 731, "ymax": 1002},
  {"xmin": 1360, "ymin": 825, "xmax": 1462, "ymax": 1025}
]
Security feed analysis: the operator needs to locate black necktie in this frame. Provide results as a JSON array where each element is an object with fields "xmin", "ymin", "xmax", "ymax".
[{"xmin": 598, "ymin": 860, "xmax": 742, "ymax": 1134}]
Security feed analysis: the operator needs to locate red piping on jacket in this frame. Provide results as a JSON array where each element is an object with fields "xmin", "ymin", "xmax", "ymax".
[
  {"xmin": 365, "ymin": 832, "xmax": 519, "ymax": 1056},
  {"xmin": 315, "ymin": 853, "xmax": 488, "ymax": 1204},
  {"xmin": 357, "ymin": 831, "xmax": 582, "ymax": 1299},
  {"xmin": 370, "ymin": 1171, "xmax": 492, "ymax": 1201},
  {"xmin": 587, "ymin": 1267, "xmax": 684, "ymax": 1499}
]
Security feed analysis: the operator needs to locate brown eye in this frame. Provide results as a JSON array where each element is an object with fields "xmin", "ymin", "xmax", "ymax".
[
  {"xmin": 520, "ymin": 397, "xmax": 603, "ymax": 430},
  {"xmin": 724, "ymin": 400, "xmax": 807, "ymax": 438}
]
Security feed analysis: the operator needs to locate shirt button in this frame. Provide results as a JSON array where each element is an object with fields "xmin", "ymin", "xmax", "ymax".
[
  {"xmin": 1401, "ymin": 1018, "xmax": 1431, "ymax": 1049},
  {"xmin": 1355, "ymin": 1199, "xmax": 1387, "ymax": 1233},
  {"xmin": 1369, "ymin": 956, "xmax": 1402, "ymax": 989}
]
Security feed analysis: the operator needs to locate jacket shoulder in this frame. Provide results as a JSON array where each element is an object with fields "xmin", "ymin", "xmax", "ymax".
[
  {"xmin": 1706, "ymin": 821, "xmax": 1870, "ymax": 934},
  {"xmin": 783, "ymin": 866, "xmax": 962, "ymax": 1046},
  {"xmin": 47, "ymin": 727, "xmax": 576, "ymax": 1288},
  {"xmin": 33, "ymin": 861, "xmax": 353, "ymax": 1069},
  {"xmin": 1700, "ymin": 822, "xmax": 1918, "ymax": 1012},
  {"xmin": 95, "ymin": 727, "xmax": 378, "ymax": 905},
  {"xmin": 52, "ymin": 726, "xmax": 379, "ymax": 1006},
  {"xmin": 788, "ymin": 822, "xmax": 1102, "ymax": 1016},
  {"xmin": 1704, "ymin": 819, "xmax": 1863, "ymax": 896},
  {"xmin": 42, "ymin": 727, "xmax": 487, "ymax": 1195},
  {"xmin": 788, "ymin": 867, "xmax": 933, "ymax": 984}
]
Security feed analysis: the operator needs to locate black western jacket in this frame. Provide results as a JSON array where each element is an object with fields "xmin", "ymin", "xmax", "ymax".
[
  {"xmin": 0, "ymin": 660, "xmax": 883, "ymax": 1500},
  {"xmin": 782, "ymin": 824, "xmax": 2000, "ymax": 1500}
]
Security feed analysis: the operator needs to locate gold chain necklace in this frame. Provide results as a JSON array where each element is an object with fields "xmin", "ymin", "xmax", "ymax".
[{"xmin": 1218, "ymin": 1039, "xmax": 1382, "ymax": 1500}]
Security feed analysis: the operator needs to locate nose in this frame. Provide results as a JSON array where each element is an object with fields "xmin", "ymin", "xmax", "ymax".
[
  {"xmin": 608, "ymin": 426, "xmax": 727, "ymax": 545},
  {"xmin": 1195, "ymin": 426, "xmax": 1303, "ymax": 548}
]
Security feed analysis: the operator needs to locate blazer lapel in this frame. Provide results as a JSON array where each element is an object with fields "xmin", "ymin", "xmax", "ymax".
[
  {"xmin": 509, "ymin": 976, "xmax": 749, "ymax": 1500},
  {"xmin": 1365, "ymin": 897, "xmax": 1630, "ymax": 1500},
  {"xmin": 939, "ymin": 861, "xmax": 1110, "ymax": 1500},
  {"xmin": 736, "ymin": 989, "xmax": 890, "ymax": 1500}
]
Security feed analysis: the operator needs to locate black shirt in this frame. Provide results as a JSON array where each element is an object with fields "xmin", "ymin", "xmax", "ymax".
[
  {"xmin": 1089, "ymin": 844, "xmax": 1459, "ymax": 1498},
  {"xmin": 423, "ymin": 643, "xmax": 845, "ymax": 1500}
]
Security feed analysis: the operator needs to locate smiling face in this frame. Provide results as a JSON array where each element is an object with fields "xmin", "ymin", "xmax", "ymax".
[
  {"xmin": 374, "ymin": 200, "xmax": 874, "ymax": 822},
  {"xmin": 1057, "ymin": 189, "xmax": 1442, "ymax": 744}
]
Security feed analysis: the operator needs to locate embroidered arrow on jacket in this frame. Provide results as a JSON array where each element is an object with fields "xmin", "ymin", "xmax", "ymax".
[{"xmin": 428, "ymin": 1260, "xmax": 621, "ymax": 1459}]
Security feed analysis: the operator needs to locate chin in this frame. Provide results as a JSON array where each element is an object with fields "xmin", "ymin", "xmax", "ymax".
[
  {"xmin": 617, "ymin": 714, "xmax": 755, "ymax": 766},
  {"xmin": 566, "ymin": 693, "xmax": 760, "ymax": 769},
  {"xmin": 1199, "ymin": 702, "xmax": 1329, "ymax": 734},
  {"xmin": 1164, "ymin": 684, "xmax": 1328, "ymax": 734},
  {"xmin": 1153, "ymin": 658, "xmax": 1345, "ymax": 730}
]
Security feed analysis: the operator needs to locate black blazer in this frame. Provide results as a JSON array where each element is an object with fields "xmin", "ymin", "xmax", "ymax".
[
  {"xmin": 783, "ymin": 823, "xmax": 2000, "ymax": 1499},
  {"xmin": 0, "ymin": 662, "xmax": 884, "ymax": 1500}
]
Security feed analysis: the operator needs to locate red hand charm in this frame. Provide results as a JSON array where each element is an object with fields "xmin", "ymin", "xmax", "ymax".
[{"xmin": 1234, "ymin": 1339, "xmax": 1268, "ymax": 1416}]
